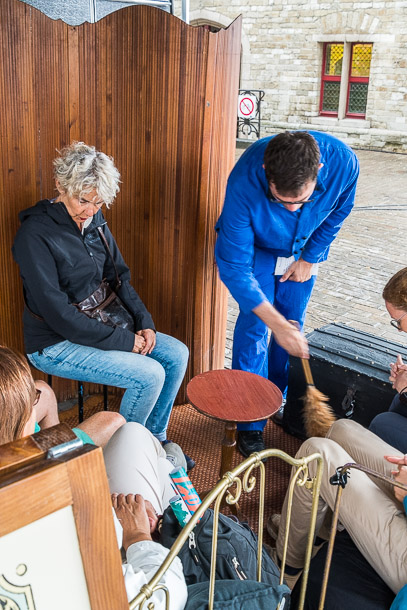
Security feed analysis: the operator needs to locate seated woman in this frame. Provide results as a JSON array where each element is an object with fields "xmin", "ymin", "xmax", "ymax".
[
  {"xmin": 369, "ymin": 267, "xmax": 407, "ymax": 453},
  {"xmin": 12, "ymin": 141, "xmax": 190, "ymax": 461},
  {"xmin": 0, "ymin": 345, "xmax": 187, "ymax": 610}
]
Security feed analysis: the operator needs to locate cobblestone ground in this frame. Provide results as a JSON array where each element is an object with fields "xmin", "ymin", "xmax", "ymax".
[{"xmin": 225, "ymin": 148, "xmax": 407, "ymax": 368}]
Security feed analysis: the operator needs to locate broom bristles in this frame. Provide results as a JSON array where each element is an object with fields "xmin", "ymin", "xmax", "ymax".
[{"xmin": 302, "ymin": 385, "xmax": 336, "ymax": 438}]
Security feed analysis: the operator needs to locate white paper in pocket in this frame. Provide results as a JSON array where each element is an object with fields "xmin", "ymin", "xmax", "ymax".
[{"xmin": 274, "ymin": 256, "xmax": 318, "ymax": 276}]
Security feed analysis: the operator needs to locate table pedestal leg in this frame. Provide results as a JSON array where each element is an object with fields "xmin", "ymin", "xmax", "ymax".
[
  {"xmin": 220, "ymin": 421, "xmax": 237, "ymax": 478},
  {"xmin": 220, "ymin": 421, "xmax": 246, "ymax": 517}
]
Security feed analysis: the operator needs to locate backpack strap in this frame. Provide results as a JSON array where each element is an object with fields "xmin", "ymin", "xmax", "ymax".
[{"xmin": 97, "ymin": 226, "xmax": 121, "ymax": 290}]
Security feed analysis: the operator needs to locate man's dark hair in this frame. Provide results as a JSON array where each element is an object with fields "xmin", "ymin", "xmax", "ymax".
[{"xmin": 263, "ymin": 131, "xmax": 320, "ymax": 196}]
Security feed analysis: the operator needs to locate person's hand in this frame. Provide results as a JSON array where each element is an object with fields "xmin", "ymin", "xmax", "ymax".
[
  {"xmin": 112, "ymin": 493, "xmax": 153, "ymax": 550},
  {"xmin": 390, "ymin": 354, "xmax": 407, "ymax": 383},
  {"xmin": 272, "ymin": 319, "xmax": 309, "ymax": 358},
  {"xmin": 280, "ymin": 259, "xmax": 313, "ymax": 283},
  {"xmin": 385, "ymin": 454, "xmax": 407, "ymax": 467},
  {"xmin": 384, "ymin": 455, "xmax": 407, "ymax": 502},
  {"xmin": 136, "ymin": 329, "xmax": 156, "ymax": 355},
  {"xmin": 391, "ymin": 369, "xmax": 407, "ymax": 393},
  {"xmin": 132, "ymin": 334, "xmax": 146, "ymax": 353}
]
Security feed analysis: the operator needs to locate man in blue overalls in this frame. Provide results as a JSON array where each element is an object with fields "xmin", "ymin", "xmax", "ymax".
[{"xmin": 215, "ymin": 131, "xmax": 359, "ymax": 457}]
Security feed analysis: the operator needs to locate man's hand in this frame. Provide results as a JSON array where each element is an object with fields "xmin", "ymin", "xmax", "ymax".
[
  {"xmin": 132, "ymin": 334, "xmax": 146, "ymax": 353},
  {"xmin": 272, "ymin": 319, "xmax": 309, "ymax": 358},
  {"xmin": 384, "ymin": 455, "xmax": 407, "ymax": 502},
  {"xmin": 112, "ymin": 493, "xmax": 152, "ymax": 550},
  {"xmin": 280, "ymin": 258, "xmax": 313, "ymax": 283},
  {"xmin": 137, "ymin": 329, "xmax": 156, "ymax": 355},
  {"xmin": 253, "ymin": 301, "xmax": 309, "ymax": 358}
]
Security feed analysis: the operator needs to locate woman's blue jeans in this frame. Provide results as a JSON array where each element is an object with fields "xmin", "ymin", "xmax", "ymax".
[{"xmin": 27, "ymin": 332, "xmax": 189, "ymax": 441}]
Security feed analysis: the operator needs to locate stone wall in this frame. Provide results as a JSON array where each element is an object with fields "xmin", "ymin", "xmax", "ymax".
[{"xmin": 182, "ymin": 0, "xmax": 407, "ymax": 151}]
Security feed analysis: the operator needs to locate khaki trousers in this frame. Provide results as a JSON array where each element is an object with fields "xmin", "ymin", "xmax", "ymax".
[
  {"xmin": 103, "ymin": 422, "xmax": 174, "ymax": 515},
  {"xmin": 276, "ymin": 419, "xmax": 407, "ymax": 593}
]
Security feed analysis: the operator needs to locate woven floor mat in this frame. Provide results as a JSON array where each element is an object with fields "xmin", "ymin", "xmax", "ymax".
[
  {"xmin": 167, "ymin": 403, "xmax": 302, "ymax": 535},
  {"xmin": 59, "ymin": 393, "xmax": 122, "ymax": 426},
  {"xmin": 60, "ymin": 396, "xmax": 302, "ymax": 537}
]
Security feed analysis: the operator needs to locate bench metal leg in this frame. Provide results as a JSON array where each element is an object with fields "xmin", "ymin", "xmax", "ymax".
[
  {"xmin": 77, "ymin": 381, "xmax": 84, "ymax": 423},
  {"xmin": 45, "ymin": 375, "xmax": 106, "ymax": 424}
]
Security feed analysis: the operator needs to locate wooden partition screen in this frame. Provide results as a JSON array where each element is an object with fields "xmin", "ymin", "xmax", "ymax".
[{"xmin": 0, "ymin": 1, "xmax": 241, "ymax": 401}]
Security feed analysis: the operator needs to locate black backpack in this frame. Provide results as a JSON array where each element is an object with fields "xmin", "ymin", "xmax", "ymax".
[{"xmin": 159, "ymin": 507, "xmax": 290, "ymax": 597}]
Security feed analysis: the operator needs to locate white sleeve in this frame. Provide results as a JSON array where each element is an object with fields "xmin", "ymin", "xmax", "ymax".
[{"xmin": 124, "ymin": 540, "xmax": 187, "ymax": 610}]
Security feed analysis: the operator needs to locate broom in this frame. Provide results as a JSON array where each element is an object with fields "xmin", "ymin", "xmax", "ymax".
[{"xmin": 301, "ymin": 358, "xmax": 336, "ymax": 437}]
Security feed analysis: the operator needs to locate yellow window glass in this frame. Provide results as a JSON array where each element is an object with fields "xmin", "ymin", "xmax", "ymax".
[
  {"xmin": 324, "ymin": 44, "xmax": 344, "ymax": 76},
  {"xmin": 351, "ymin": 44, "xmax": 372, "ymax": 77}
]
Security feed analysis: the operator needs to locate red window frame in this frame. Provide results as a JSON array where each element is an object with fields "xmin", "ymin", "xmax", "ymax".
[
  {"xmin": 345, "ymin": 43, "xmax": 371, "ymax": 119},
  {"xmin": 319, "ymin": 42, "xmax": 342, "ymax": 117}
]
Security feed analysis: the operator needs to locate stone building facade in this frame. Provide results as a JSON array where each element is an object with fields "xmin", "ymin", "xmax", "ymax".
[{"xmin": 180, "ymin": 0, "xmax": 407, "ymax": 152}]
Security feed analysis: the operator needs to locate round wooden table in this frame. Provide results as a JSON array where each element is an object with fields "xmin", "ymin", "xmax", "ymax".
[{"xmin": 187, "ymin": 369, "xmax": 283, "ymax": 477}]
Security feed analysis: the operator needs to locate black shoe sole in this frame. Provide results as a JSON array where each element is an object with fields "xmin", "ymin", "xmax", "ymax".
[{"xmin": 236, "ymin": 436, "xmax": 265, "ymax": 458}]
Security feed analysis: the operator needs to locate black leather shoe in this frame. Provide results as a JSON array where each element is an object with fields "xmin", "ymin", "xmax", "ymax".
[
  {"xmin": 271, "ymin": 405, "xmax": 285, "ymax": 426},
  {"xmin": 237, "ymin": 430, "xmax": 265, "ymax": 457}
]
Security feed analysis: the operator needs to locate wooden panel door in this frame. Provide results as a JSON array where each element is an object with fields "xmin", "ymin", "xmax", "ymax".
[{"xmin": 0, "ymin": 2, "xmax": 241, "ymax": 401}]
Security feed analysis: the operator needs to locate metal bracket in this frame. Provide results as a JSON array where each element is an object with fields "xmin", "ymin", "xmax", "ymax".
[
  {"xmin": 341, "ymin": 387, "xmax": 356, "ymax": 417},
  {"xmin": 304, "ymin": 478, "xmax": 314, "ymax": 490},
  {"xmin": 329, "ymin": 467, "xmax": 349, "ymax": 488},
  {"xmin": 47, "ymin": 438, "xmax": 83, "ymax": 459}
]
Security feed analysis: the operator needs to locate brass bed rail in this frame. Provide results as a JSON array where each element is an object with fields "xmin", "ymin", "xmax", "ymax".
[{"xmin": 129, "ymin": 447, "xmax": 324, "ymax": 610}]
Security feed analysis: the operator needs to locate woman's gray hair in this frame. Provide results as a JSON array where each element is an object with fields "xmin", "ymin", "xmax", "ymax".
[{"xmin": 53, "ymin": 142, "xmax": 120, "ymax": 207}]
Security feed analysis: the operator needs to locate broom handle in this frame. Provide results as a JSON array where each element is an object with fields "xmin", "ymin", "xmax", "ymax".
[
  {"xmin": 301, "ymin": 358, "xmax": 314, "ymax": 386},
  {"xmin": 287, "ymin": 320, "xmax": 314, "ymax": 386}
]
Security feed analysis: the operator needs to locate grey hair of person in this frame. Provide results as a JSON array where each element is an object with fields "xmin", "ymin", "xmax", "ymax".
[{"xmin": 53, "ymin": 142, "xmax": 121, "ymax": 207}]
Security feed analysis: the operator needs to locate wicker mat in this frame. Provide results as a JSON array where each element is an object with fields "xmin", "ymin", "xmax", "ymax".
[{"xmin": 60, "ymin": 395, "xmax": 302, "ymax": 538}]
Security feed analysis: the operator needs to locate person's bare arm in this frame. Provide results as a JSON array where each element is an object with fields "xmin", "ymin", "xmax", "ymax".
[
  {"xmin": 77, "ymin": 412, "xmax": 125, "ymax": 447},
  {"xmin": 252, "ymin": 301, "xmax": 309, "ymax": 358}
]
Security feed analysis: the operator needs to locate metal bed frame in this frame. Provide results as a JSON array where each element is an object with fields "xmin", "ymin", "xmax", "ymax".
[{"xmin": 129, "ymin": 448, "xmax": 324, "ymax": 610}]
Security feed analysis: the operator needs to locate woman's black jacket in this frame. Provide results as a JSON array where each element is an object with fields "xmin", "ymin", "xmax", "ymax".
[{"xmin": 12, "ymin": 199, "xmax": 155, "ymax": 355}]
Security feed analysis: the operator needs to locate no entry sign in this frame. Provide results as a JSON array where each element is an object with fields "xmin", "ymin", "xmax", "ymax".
[{"xmin": 238, "ymin": 94, "xmax": 257, "ymax": 119}]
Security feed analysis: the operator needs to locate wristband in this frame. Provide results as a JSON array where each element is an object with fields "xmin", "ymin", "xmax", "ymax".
[{"xmin": 399, "ymin": 387, "xmax": 407, "ymax": 404}]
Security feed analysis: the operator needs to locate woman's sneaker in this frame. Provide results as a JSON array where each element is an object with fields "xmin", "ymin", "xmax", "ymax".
[{"xmin": 162, "ymin": 440, "xmax": 195, "ymax": 471}]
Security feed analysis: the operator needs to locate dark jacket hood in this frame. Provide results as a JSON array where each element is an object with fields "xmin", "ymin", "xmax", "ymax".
[{"xmin": 18, "ymin": 199, "xmax": 106, "ymax": 229}]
